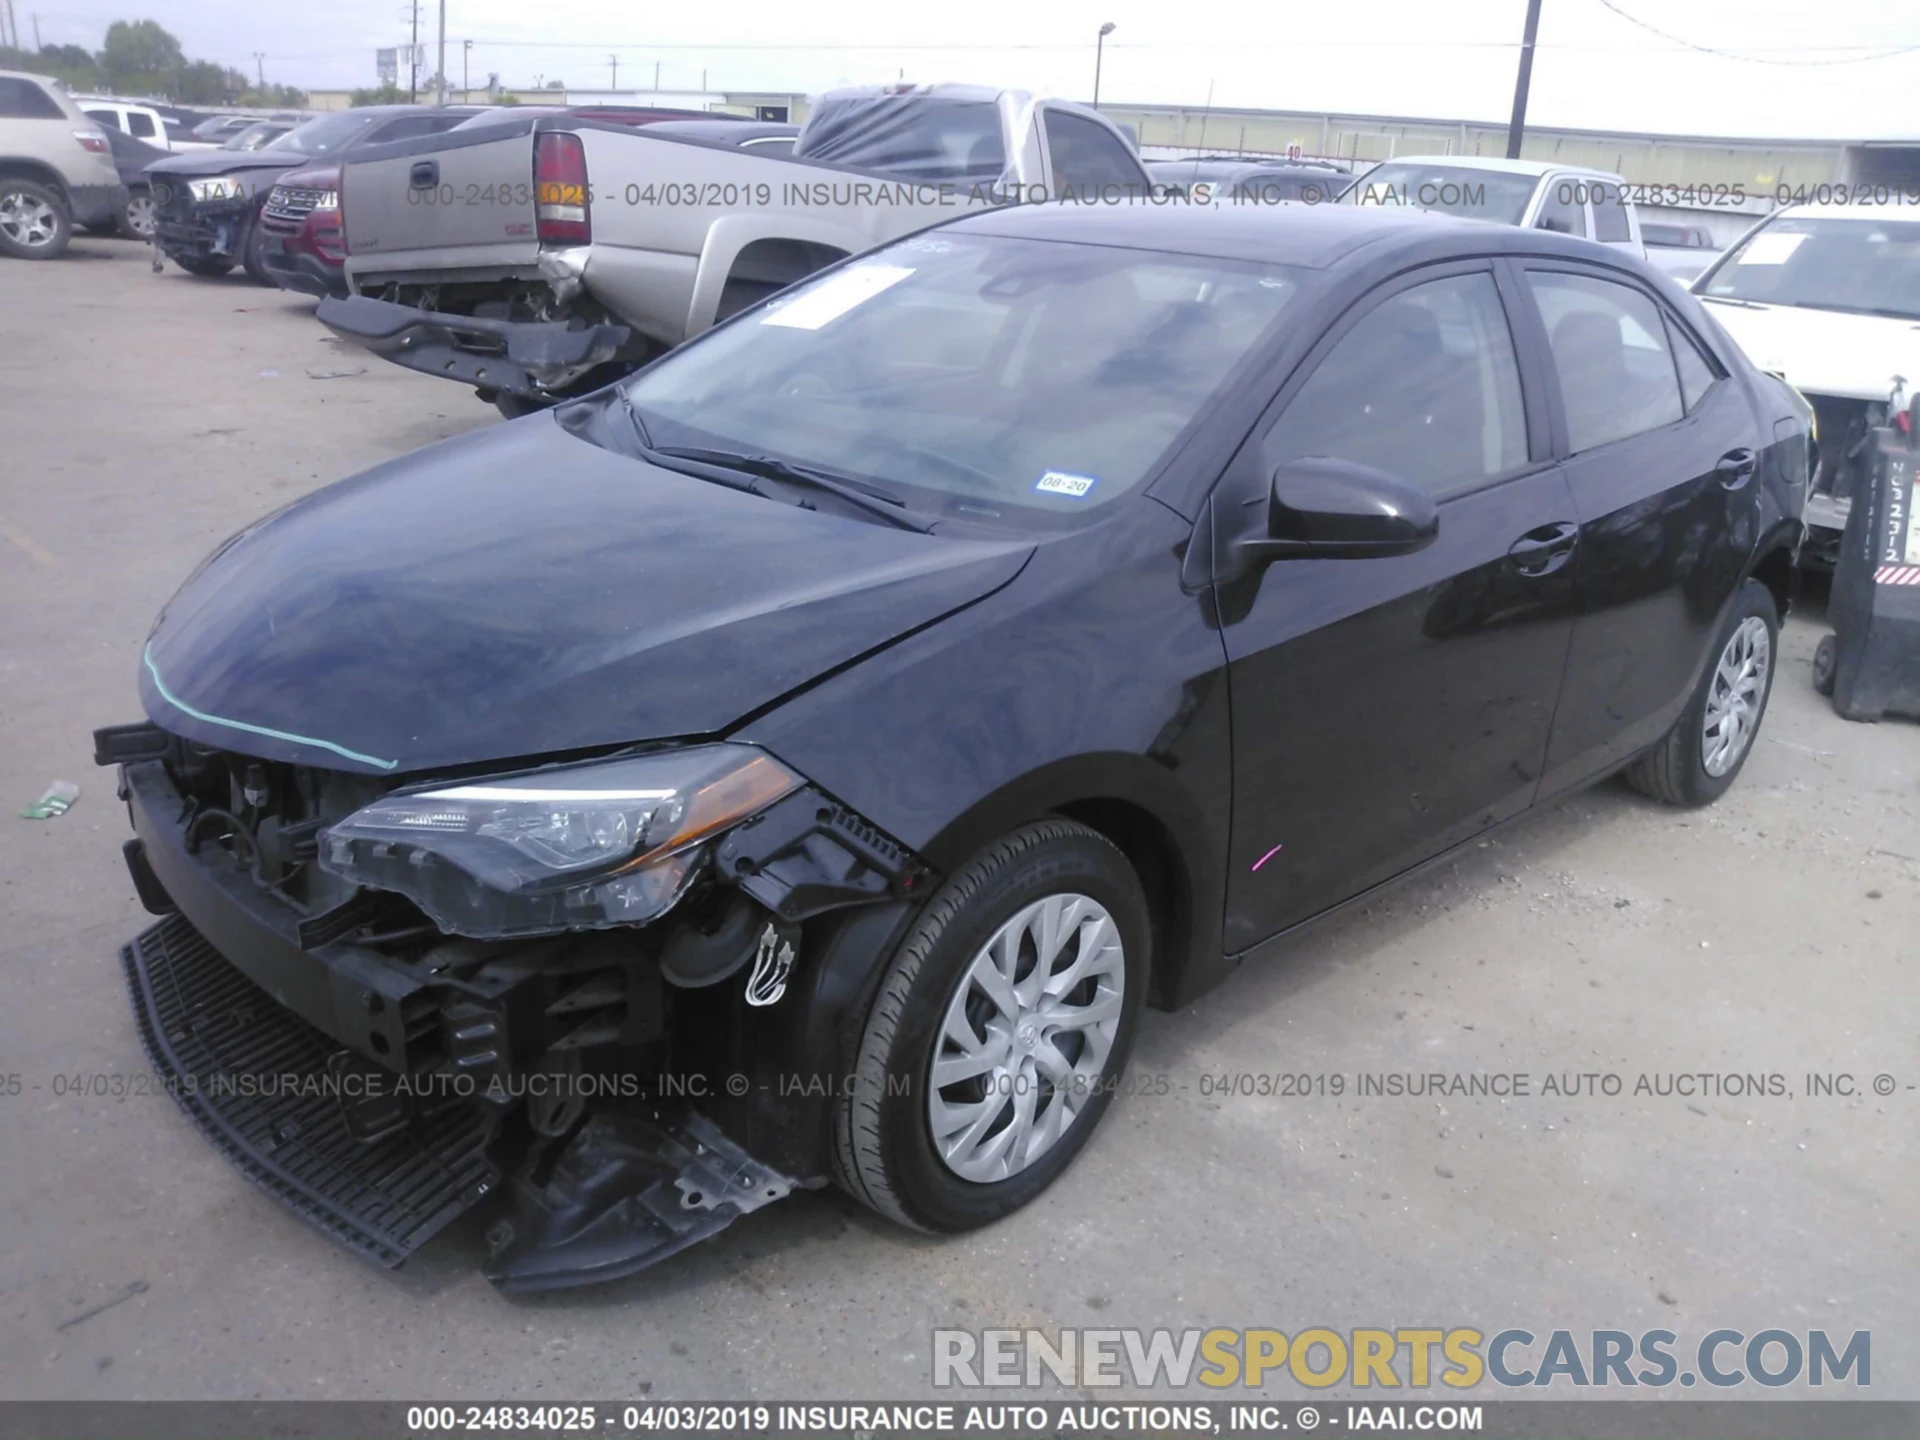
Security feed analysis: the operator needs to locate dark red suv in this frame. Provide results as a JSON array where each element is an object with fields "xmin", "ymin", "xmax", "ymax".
[{"xmin": 258, "ymin": 162, "xmax": 345, "ymax": 297}]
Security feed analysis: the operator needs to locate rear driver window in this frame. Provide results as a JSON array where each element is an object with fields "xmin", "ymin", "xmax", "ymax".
[
  {"xmin": 0, "ymin": 78, "xmax": 64, "ymax": 119},
  {"xmin": 128, "ymin": 111, "xmax": 158, "ymax": 138},
  {"xmin": 1265, "ymin": 272, "xmax": 1528, "ymax": 495},
  {"xmin": 1527, "ymin": 271, "xmax": 1684, "ymax": 452}
]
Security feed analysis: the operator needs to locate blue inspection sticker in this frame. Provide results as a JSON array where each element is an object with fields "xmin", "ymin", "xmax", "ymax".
[{"xmin": 1035, "ymin": 470, "xmax": 1099, "ymax": 498}]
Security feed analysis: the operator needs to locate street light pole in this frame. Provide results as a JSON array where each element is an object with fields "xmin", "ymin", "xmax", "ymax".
[
  {"xmin": 1505, "ymin": 0, "xmax": 1543, "ymax": 160},
  {"xmin": 1093, "ymin": 21, "xmax": 1115, "ymax": 108},
  {"xmin": 435, "ymin": 0, "xmax": 447, "ymax": 105}
]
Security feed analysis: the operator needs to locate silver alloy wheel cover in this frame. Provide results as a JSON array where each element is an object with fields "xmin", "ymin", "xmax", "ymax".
[
  {"xmin": 125, "ymin": 194, "xmax": 156, "ymax": 237},
  {"xmin": 1702, "ymin": 614, "xmax": 1771, "ymax": 777},
  {"xmin": 927, "ymin": 892, "xmax": 1125, "ymax": 1184},
  {"xmin": 0, "ymin": 190, "xmax": 58, "ymax": 248}
]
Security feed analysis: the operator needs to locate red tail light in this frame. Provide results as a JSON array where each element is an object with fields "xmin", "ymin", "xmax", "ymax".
[
  {"xmin": 534, "ymin": 131, "xmax": 590, "ymax": 246},
  {"xmin": 73, "ymin": 129, "xmax": 109, "ymax": 153}
]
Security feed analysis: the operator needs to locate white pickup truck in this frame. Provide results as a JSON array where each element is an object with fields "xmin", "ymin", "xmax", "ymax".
[{"xmin": 319, "ymin": 84, "xmax": 1152, "ymax": 414}]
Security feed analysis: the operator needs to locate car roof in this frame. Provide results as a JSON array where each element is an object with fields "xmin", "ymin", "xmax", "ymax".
[
  {"xmin": 1366, "ymin": 154, "xmax": 1623, "ymax": 181},
  {"xmin": 950, "ymin": 197, "xmax": 1606, "ymax": 269},
  {"xmin": 1778, "ymin": 200, "xmax": 1920, "ymax": 223}
]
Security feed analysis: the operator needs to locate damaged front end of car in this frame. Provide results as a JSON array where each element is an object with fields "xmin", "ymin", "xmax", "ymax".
[{"xmin": 95, "ymin": 721, "xmax": 933, "ymax": 1291}]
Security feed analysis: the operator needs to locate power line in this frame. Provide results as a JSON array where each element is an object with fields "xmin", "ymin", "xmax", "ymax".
[{"xmin": 1592, "ymin": 0, "xmax": 1920, "ymax": 65}]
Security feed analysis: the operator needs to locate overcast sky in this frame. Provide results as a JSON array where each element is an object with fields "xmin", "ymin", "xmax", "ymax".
[{"xmin": 30, "ymin": 0, "xmax": 1920, "ymax": 139}]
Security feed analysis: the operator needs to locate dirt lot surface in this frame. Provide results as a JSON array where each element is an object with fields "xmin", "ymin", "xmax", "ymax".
[{"xmin": 1, "ymin": 241, "xmax": 1914, "ymax": 1402}]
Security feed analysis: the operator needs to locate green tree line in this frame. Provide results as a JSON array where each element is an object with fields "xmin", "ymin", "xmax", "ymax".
[{"xmin": 0, "ymin": 19, "xmax": 307, "ymax": 107}]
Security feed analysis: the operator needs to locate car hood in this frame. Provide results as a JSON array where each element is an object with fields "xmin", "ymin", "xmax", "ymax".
[
  {"xmin": 141, "ymin": 416, "xmax": 1031, "ymax": 775},
  {"xmin": 1699, "ymin": 297, "xmax": 1920, "ymax": 401},
  {"xmin": 147, "ymin": 149, "xmax": 305, "ymax": 180}
]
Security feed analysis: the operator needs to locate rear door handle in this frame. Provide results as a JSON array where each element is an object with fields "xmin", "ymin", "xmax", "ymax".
[
  {"xmin": 408, "ymin": 159, "xmax": 439, "ymax": 190},
  {"xmin": 1508, "ymin": 520, "xmax": 1579, "ymax": 576},
  {"xmin": 1715, "ymin": 447, "xmax": 1757, "ymax": 490}
]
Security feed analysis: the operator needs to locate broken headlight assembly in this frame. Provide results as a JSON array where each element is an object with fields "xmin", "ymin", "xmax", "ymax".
[{"xmin": 318, "ymin": 745, "xmax": 800, "ymax": 939}]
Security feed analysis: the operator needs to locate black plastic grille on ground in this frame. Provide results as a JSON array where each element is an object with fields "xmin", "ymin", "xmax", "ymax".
[{"xmin": 121, "ymin": 915, "xmax": 499, "ymax": 1268}]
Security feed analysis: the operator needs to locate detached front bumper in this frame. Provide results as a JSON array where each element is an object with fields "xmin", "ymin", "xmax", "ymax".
[{"xmin": 315, "ymin": 294, "xmax": 629, "ymax": 400}]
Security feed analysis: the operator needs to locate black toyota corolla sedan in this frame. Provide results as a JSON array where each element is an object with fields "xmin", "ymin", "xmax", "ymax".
[{"xmin": 97, "ymin": 201, "xmax": 1806, "ymax": 1289}]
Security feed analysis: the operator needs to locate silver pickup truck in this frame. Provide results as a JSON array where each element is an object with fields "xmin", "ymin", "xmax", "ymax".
[{"xmin": 318, "ymin": 85, "xmax": 1152, "ymax": 414}]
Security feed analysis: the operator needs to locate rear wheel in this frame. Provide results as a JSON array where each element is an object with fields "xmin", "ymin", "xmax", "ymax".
[
  {"xmin": 175, "ymin": 254, "xmax": 234, "ymax": 277},
  {"xmin": 1626, "ymin": 579, "xmax": 1778, "ymax": 806},
  {"xmin": 833, "ymin": 820, "xmax": 1150, "ymax": 1234},
  {"xmin": 0, "ymin": 179, "xmax": 71, "ymax": 260}
]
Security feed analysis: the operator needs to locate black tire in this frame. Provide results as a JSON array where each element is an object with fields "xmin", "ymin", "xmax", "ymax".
[
  {"xmin": 1626, "ymin": 579, "xmax": 1779, "ymax": 807},
  {"xmin": 118, "ymin": 187, "xmax": 156, "ymax": 241},
  {"xmin": 832, "ymin": 819, "xmax": 1150, "ymax": 1234},
  {"xmin": 1812, "ymin": 634, "xmax": 1838, "ymax": 697},
  {"xmin": 0, "ymin": 179, "xmax": 72, "ymax": 260},
  {"xmin": 241, "ymin": 211, "xmax": 273, "ymax": 286},
  {"xmin": 175, "ymin": 253, "xmax": 234, "ymax": 277}
]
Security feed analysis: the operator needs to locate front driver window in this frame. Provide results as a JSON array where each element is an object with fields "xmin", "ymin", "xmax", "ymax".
[
  {"xmin": 1265, "ymin": 272, "xmax": 1529, "ymax": 495},
  {"xmin": 1526, "ymin": 271, "xmax": 1685, "ymax": 452}
]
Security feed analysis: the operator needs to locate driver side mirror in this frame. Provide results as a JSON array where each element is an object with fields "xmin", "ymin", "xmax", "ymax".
[{"xmin": 1242, "ymin": 457, "xmax": 1440, "ymax": 562}]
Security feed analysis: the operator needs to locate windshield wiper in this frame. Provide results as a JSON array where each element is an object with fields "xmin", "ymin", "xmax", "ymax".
[{"xmin": 648, "ymin": 445, "xmax": 934, "ymax": 533}]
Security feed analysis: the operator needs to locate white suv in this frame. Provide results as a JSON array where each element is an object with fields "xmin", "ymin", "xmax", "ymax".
[
  {"xmin": 1343, "ymin": 155, "xmax": 1646, "ymax": 256},
  {"xmin": 0, "ymin": 70, "xmax": 124, "ymax": 259}
]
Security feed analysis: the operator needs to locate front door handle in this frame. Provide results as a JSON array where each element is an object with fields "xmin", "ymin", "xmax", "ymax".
[
  {"xmin": 1715, "ymin": 447, "xmax": 1757, "ymax": 490},
  {"xmin": 1508, "ymin": 520, "xmax": 1579, "ymax": 576},
  {"xmin": 408, "ymin": 159, "xmax": 439, "ymax": 190}
]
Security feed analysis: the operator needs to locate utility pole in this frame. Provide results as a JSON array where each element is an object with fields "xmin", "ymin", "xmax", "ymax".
[
  {"xmin": 653, "ymin": 60, "xmax": 660, "ymax": 91},
  {"xmin": 32, "ymin": 11, "xmax": 40, "ymax": 49},
  {"xmin": 462, "ymin": 38, "xmax": 471, "ymax": 100},
  {"xmin": 1505, "ymin": 0, "xmax": 1543, "ymax": 160},
  {"xmin": 253, "ymin": 52, "xmax": 266, "ymax": 88},
  {"xmin": 435, "ymin": 0, "xmax": 447, "ymax": 104},
  {"xmin": 609, "ymin": 54, "xmax": 618, "ymax": 89},
  {"xmin": 408, "ymin": 0, "xmax": 419, "ymax": 102}
]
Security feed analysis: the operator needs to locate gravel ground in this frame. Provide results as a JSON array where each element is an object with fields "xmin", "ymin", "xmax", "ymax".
[{"xmin": 1, "ymin": 240, "xmax": 1914, "ymax": 1404}]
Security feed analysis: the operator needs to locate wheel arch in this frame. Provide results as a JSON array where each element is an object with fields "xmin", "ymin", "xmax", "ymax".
[
  {"xmin": 0, "ymin": 158, "xmax": 69, "ymax": 202},
  {"xmin": 919, "ymin": 752, "xmax": 1224, "ymax": 1012}
]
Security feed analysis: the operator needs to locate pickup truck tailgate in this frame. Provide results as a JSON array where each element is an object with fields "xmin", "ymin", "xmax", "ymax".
[{"xmin": 342, "ymin": 127, "xmax": 540, "ymax": 274}]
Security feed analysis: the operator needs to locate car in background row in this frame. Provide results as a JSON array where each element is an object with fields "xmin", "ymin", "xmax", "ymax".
[
  {"xmin": 190, "ymin": 113, "xmax": 296, "ymax": 145},
  {"xmin": 96, "ymin": 123, "xmax": 167, "ymax": 239},
  {"xmin": 0, "ymin": 70, "xmax": 124, "ymax": 260},
  {"xmin": 1145, "ymin": 155, "xmax": 1349, "ymax": 205},
  {"xmin": 220, "ymin": 120, "xmax": 298, "ymax": 152},
  {"xmin": 256, "ymin": 112, "xmax": 795, "ymax": 301},
  {"xmin": 1343, "ymin": 155, "xmax": 1646, "ymax": 257},
  {"xmin": 77, "ymin": 96, "xmax": 217, "ymax": 152},
  {"xmin": 102, "ymin": 202, "xmax": 1804, "ymax": 1289},
  {"xmin": 1694, "ymin": 201, "xmax": 1920, "ymax": 567},
  {"xmin": 1641, "ymin": 220, "xmax": 1719, "ymax": 283},
  {"xmin": 150, "ymin": 104, "xmax": 488, "ymax": 283}
]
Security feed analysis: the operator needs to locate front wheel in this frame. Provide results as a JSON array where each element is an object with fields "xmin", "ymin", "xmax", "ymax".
[
  {"xmin": 119, "ymin": 188, "xmax": 156, "ymax": 240},
  {"xmin": 1626, "ymin": 578, "xmax": 1779, "ymax": 806},
  {"xmin": 0, "ymin": 179, "xmax": 71, "ymax": 260},
  {"xmin": 175, "ymin": 254, "xmax": 234, "ymax": 277},
  {"xmin": 833, "ymin": 819, "xmax": 1150, "ymax": 1234},
  {"xmin": 241, "ymin": 212, "xmax": 273, "ymax": 286}
]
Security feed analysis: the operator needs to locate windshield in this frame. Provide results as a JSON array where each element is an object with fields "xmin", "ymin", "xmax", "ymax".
[
  {"xmin": 1699, "ymin": 215, "xmax": 1920, "ymax": 320},
  {"xmin": 624, "ymin": 233, "xmax": 1302, "ymax": 526},
  {"xmin": 267, "ymin": 111, "xmax": 377, "ymax": 156},
  {"xmin": 1342, "ymin": 162, "xmax": 1540, "ymax": 225}
]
